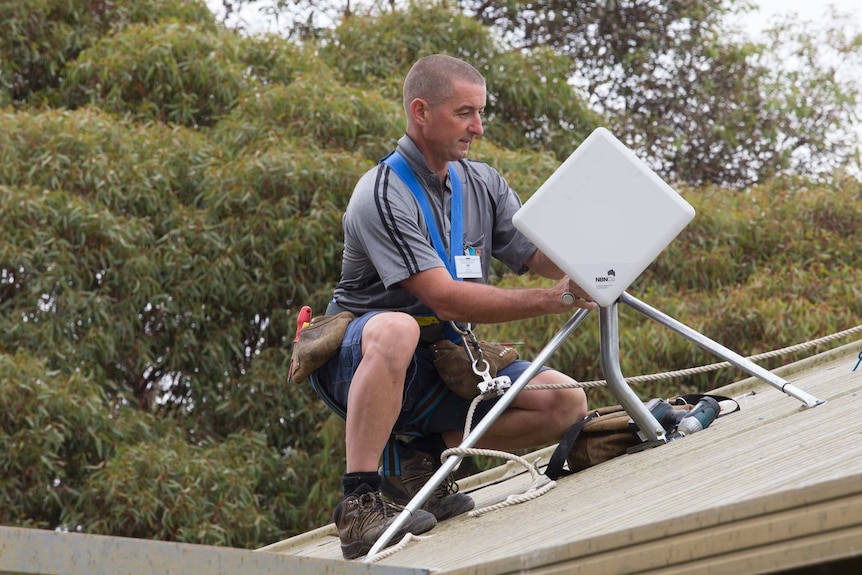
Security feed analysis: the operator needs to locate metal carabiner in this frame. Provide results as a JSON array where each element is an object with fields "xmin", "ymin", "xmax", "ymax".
[{"xmin": 448, "ymin": 321, "xmax": 492, "ymax": 381}]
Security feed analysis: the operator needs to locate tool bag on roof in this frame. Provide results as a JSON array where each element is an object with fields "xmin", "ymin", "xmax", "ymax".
[{"xmin": 545, "ymin": 394, "xmax": 738, "ymax": 480}]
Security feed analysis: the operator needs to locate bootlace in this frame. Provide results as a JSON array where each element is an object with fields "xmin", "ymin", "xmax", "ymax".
[
  {"xmin": 416, "ymin": 454, "xmax": 460, "ymax": 497},
  {"xmin": 357, "ymin": 491, "xmax": 402, "ymax": 519},
  {"xmin": 438, "ymin": 474, "xmax": 460, "ymax": 497}
]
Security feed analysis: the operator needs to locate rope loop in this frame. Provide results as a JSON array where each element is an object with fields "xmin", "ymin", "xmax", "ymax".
[
  {"xmin": 440, "ymin": 447, "xmax": 556, "ymax": 517},
  {"xmin": 365, "ymin": 533, "xmax": 434, "ymax": 563}
]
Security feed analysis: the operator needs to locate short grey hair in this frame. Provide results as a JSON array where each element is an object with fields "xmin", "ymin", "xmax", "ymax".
[{"xmin": 403, "ymin": 54, "xmax": 485, "ymax": 112}]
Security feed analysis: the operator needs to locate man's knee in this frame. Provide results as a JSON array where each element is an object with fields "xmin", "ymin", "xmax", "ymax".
[
  {"xmin": 361, "ymin": 312, "xmax": 420, "ymax": 362},
  {"xmin": 546, "ymin": 388, "xmax": 587, "ymax": 429},
  {"xmin": 528, "ymin": 373, "xmax": 588, "ymax": 435}
]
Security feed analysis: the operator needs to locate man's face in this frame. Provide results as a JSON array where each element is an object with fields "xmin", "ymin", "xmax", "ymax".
[{"xmin": 424, "ymin": 79, "xmax": 486, "ymax": 165}]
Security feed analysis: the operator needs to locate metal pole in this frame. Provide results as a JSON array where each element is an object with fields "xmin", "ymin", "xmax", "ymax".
[
  {"xmin": 620, "ymin": 292, "xmax": 825, "ymax": 408},
  {"xmin": 364, "ymin": 308, "xmax": 592, "ymax": 560},
  {"xmin": 599, "ymin": 303, "xmax": 666, "ymax": 443}
]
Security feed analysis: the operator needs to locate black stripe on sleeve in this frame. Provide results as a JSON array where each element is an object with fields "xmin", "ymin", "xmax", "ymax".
[{"xmin": 375, "ymin": 164, "xmax": 420, "ymax": 276}]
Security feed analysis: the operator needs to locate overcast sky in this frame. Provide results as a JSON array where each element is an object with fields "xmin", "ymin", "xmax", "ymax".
[
  {"xmin": 742, "ymin": 0, "xmax": 860, "ymax": 33},
  {"xmin": 207, "ymin": 0, "xmax": 861, "ymax": 37}
]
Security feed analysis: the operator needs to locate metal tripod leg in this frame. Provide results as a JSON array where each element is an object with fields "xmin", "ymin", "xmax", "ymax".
[
  {"xmin": 600, "ymin": 303, "xmax": 666, "ymax": 444},
  {"xmin": 364, "ymin": 308, "xmax": 592, "ymax": 560},
  {"xmin": 620, "ymin": 292, "xmax": 825, "ymax": 408}
]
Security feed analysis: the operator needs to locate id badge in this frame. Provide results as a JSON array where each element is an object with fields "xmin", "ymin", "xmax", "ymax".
[{"xmin": 455, "ymin": 255, "xmax": 482, "ymax": 279}]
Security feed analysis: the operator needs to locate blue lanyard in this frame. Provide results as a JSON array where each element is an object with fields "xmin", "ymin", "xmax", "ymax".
[{"xmin": 382, "ymin": 151, "xmax": 463, "ymax": 279}]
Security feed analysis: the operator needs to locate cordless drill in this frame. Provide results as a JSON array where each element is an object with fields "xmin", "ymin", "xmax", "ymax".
[
  {"xmin": 669, "ymin": 396, "xmax": 721, "ymax": 439},
  {"xmin": 641, "ymin": 396, "xmax": 721, "ymax": 441}
]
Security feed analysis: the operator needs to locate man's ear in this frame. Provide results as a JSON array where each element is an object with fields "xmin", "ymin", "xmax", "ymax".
[{"xmin": 409, "ymin": 98, "xmax": 430, "ymax": 126}]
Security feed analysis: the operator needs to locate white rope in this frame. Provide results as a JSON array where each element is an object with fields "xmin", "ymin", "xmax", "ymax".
[
  {"xmin": 533, "ymin": 323, "xmax": 862, "ymax": 389},
  {"xmin": 440, "ymin": 447, "xmax": 555, "ymax": 517},
  {"xmin": 364, "ymin": 532, "xmax": 434, "ymax": 563},
  {"xmin": 463, "ymin": 394, "xmax": 484, "ymax": 439}
]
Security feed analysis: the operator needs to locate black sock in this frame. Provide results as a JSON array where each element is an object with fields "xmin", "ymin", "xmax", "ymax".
[{"xmin": 341, "ymin": 472, "xmax": 381, "ymax": 497}]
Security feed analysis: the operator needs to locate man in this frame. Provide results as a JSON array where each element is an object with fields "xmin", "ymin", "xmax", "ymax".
[{"xmin": 313, "ymin": 54, "xmax": 595, "ymax": 560}]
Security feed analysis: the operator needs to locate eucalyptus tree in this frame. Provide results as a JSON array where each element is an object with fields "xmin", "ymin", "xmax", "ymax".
[{"xmin": 212, "ymin": 0, "xmax": 861, "ymax": 187}]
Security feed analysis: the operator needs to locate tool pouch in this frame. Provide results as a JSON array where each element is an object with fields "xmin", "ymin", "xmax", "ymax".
[
  {"xmin": 289, "ymin": 311, "xmax": 355, "ymax": 383},
  {"xmin": 545, "ymin": 402, "xmax": 687, "ymax": 479},
  {"xmin": 545, "ymin": 394, "xmax": 738, "ymax": 479},
  {"xmin": 430, "ymin": 339, "xmax": 519, "ymax": 399}
]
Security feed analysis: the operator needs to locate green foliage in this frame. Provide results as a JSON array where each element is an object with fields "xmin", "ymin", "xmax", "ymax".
[
  {"xmin": 0, "ymin": 0, "xmax": 215, "ymax": 105},
  {"xmin": 615, "ymin": 27, "xmax": 862, "ymax": 188},
  {"xmin": 212, "ymin": 73, "xmax": 403, "ymax": 159},
  {"xmin": 478, "ymin": 46, "xmax": 603, "ymax": 159},
  {"xmin": 0, "ymin": 182, "xmax": 160, "ymax": 385},
  {"xmin": 656, "ymin": 176, "xmax": 862, "ymax": 289},
  {"xmin": 239, "ymin": 36, "xmax": 329, "ymax": 87},
  {"xmin": 0, "ymin": 350, "xmax": 159, "ymax": 527},
  {"xmin": 67, "ymin": 430, "xmax": 286, "ymax": 546},
  {"xmin": 468, "ymin": 139, "xmax": 561, "ymax": 199},
  {"xmin": 0, "ymin": 94, "xmax": 363, "ymax": 542},
  {"xmin": 62, "ymin": 21, "xmax": 250, "ymax": 126},
  {"xmin": 0, "ymin": 76, "xmax": 10, "ymax": 108},
  {"xmin": 0, "ymin": 107, "xmax": 364, "ymax": 417},
  {"xmin": 0, "ymin": 108, "xmax": 214, "ymax": 215},
  {"xmin": 746, "ymin": 17, "xmax": 862, "ymax": 182}
]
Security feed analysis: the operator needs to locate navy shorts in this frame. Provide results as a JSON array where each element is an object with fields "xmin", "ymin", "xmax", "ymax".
[{"xmin": 312, "ymin": 311, "xmax": 549, "ymax": 437}]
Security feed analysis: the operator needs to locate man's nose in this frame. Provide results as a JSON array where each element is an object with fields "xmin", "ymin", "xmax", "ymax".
[{"xmin": 470, "ymin": 113, "xmax": 484, "ymax": 136}]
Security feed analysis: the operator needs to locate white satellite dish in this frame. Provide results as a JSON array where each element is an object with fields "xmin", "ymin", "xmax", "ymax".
[{"xmin": 512, "ymin": 127, "xmax": 695, "ymax": 307}]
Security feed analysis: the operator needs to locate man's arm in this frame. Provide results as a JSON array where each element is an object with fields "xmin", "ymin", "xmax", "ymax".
[
  {"xmin": 400, "ymin": 261, "xmax": 595, "ymax": 325},
  {"xmin": 524, "ymin": 248, "xmax": 565, "ymax": 280}
]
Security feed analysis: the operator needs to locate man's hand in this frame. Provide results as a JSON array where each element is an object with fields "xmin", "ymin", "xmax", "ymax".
[{"xmin": 555, "ymin": 277, "xmax": 597, "ymax": 311}]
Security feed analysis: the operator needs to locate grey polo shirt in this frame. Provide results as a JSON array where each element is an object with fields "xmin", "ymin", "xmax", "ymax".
[{"xmin": 331, "ymin": 135, "xmax": 537, "ymax": 327}]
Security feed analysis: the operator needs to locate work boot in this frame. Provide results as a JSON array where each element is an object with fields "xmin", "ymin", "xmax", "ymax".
[
  {"xmin": 380, "ymin": 447, "xmax": 475, "ymax": 521},
  {"xmin": 333, "ymin": 484, "xmax": 437, "ymax": 560}
]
